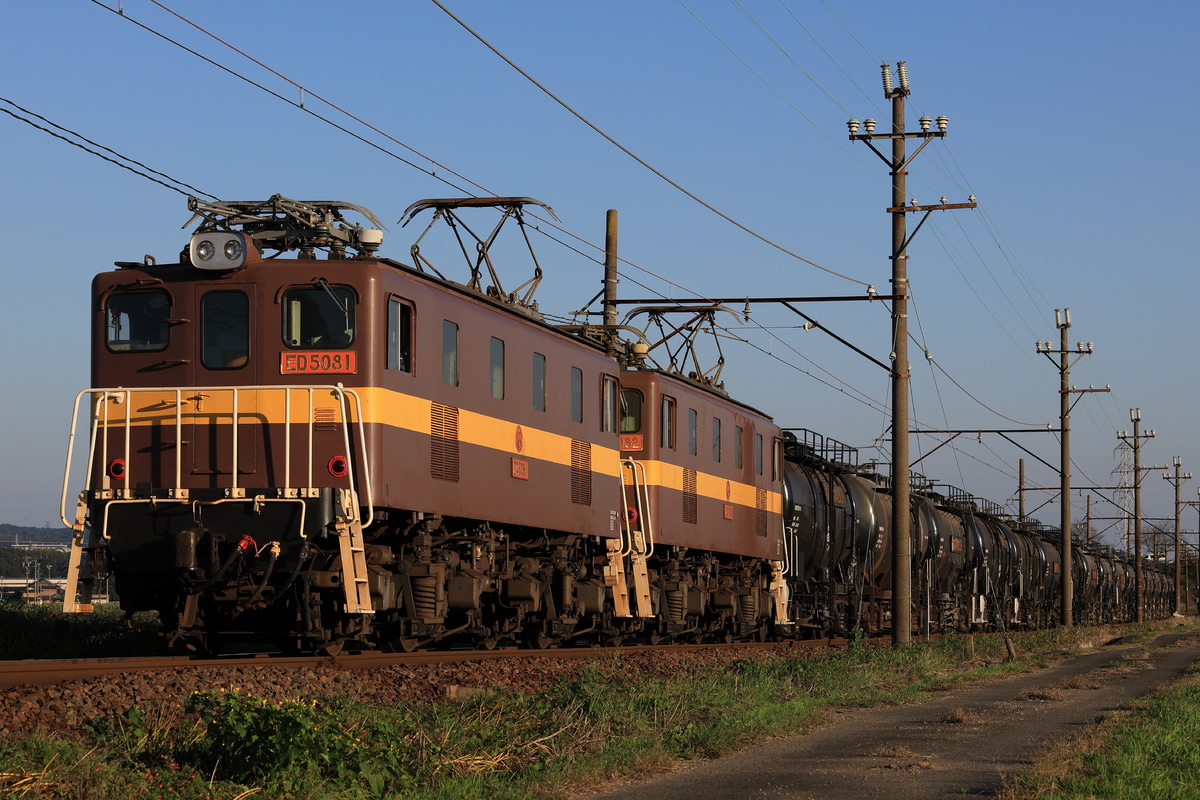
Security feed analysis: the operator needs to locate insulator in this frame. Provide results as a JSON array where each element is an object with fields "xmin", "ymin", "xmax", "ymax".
[
  {"xmin": 881, "ymin": 64, "xmax": 893, "ymax": 95},
  {"xmin": 897, "ymin": 61, "xmax": 910, "ymax": 91}
]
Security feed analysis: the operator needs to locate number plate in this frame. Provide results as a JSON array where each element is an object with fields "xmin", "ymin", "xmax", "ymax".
[{"xmin": 280, "ymin": 351, "xmax": 358, "ymax": 374}]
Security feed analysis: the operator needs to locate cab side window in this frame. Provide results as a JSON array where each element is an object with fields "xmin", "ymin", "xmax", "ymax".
[
  {"xmin": 601, "ymin": 376, "xmax": 619, "ymax": 433},
  {"xmin": 442, "ymin": 320, "xmax": 459, "ymax": 386},
  {"xmin": 106, "ymin": 290, "xmax": 171, "ymax": 353},
  {"xmin": 490, "ymin": 337, "xmax": 505, "ymax": 399},
  {"xmin": 620, "ymin": 389, "xmax": 643, "ymax": 433},
  {"xmin": 532, "ymin": 353, "xmax": 547, "ymax": 411},
  {"xmin": 201, "ymin": 291, "xmax": 249, "ymax": 369},
  {"xmin": 283, "ymin": 284, "xmax": 355, "ymax": 348},
  {"xmin": 570, "ymin": 367, "xmax": 584, "ymax": 423},
  {"xmin": 388, "ymin": 298, "xmax": 413, "ymax": 372}
]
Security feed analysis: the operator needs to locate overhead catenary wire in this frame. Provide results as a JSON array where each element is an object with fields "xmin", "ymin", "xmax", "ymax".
[
  {"xmin": 428, "ymin": 0, "xmax": 872, "ymax": 288},
  {"xmin": 0, "ymin": 96, "xmax": 215, "ymax": 200}
]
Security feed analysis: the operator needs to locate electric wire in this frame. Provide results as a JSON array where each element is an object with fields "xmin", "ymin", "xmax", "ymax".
[
  {"xmin": 429, "ymin": 0, "xmax": 872, "ymax": 288},
  {"xmin": 89, "ymin": 0, "xmax": 747, "ymax": 311},
  {"xmin": 0, "ymin": 96, "xmax": 214, "ymax": 199}
]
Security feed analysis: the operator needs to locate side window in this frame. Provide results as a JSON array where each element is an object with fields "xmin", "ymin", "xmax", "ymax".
[
  {"xmin": 661, "ymin": 395, "xmax": 676, "ymax": 449},
  {"xmin": 620, "ymin": 389, "xmax": 643, "ymax": 433},
  {"xmin": 601, "ymin": 376, "xmax": 619, "ymax": 433},
  {"xmin": 442, "ymin": 320, "xmax": 458, "ymax": 386},
  {"xmin": 282, "ymin": 284, "xmax": 355, "ymax": 348},
  {"xmin": 201, "ymin": 291, "xmax": 249, "ymax": 370},
  {"xmin": 755, "ymin": 433, "xmax": 763, "ymax": 476},
  {"xmin": 387, "ymin": 298, "xmax": 413, "ymax": 372},
  {"xmin": 106, "ymin": 290, "xmax": 171, "ymax": 353},
  {"xmin": 735, "ymin": 425, "xmax": 744, "ymax": 470},
  {"xmin": 490, "ymin": 337, "xmax": 505, "ymax": 399},
  {"xmin": 712, "ymin": 417, "xmax": 722, "ymax": 462},
  {"xmin": 570, "ymin": 367, "xmax": 584, "ymax": 423},
  {"xmin": 688, "ymin": 408, "xmax": 698, "ymax": 456},
  {"xmin": 532, "ymin": 352, "xmax": 546, "ymax": 411}
]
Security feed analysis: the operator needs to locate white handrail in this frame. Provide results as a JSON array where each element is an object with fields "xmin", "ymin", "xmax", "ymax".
[{"xmin": 61, "ymin": 384, "xmax": 373, "ymax": 532}]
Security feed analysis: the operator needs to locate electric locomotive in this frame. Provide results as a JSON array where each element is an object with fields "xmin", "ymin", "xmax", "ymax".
[{"xmin": 59, "ymin": 195, "xmax": 790, "ymax": 653}]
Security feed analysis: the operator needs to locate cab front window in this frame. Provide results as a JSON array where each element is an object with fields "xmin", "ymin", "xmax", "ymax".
[
  {"xmin": 283, "ymin": 284, "xmax": 355, "ymax": 348},
  {"xmin": 105, "ymin": 290, "xmax": 170, "ymax": 352},
  {"xmin": 201, "ymin": 291, "xmax": 249, "ymax": 369}
]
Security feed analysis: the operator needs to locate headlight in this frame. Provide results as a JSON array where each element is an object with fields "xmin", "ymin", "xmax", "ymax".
[{"xmin": 189, "ymin": 232, "xmax": 248, "ymax": 270}]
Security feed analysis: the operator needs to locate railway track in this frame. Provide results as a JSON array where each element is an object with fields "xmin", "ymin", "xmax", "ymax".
[{"xmin": 0, "ymin": 639, "xmax": 833, "ymax": 691}]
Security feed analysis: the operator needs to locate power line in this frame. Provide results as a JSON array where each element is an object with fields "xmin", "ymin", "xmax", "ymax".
[
  {"xmin": 0, "ymin": 96, "xmax": 214, "ymax": 199},
  {"xmin": 430, "ymin": 0, "xmax": 871, "ymax": 288}
]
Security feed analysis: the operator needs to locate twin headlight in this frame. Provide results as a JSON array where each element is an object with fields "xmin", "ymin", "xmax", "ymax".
[{"xmin": 189, "ymin": 231, "xmax": 248, "ymax": 270}]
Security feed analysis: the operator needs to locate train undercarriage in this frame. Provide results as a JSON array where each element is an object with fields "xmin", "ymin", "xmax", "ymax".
[{"xmin": 70, "ymin": 499, "xmax": 788, "ymax": 655}]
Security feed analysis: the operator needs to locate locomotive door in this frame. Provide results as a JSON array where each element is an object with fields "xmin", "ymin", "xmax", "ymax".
[{"xmin": 191, "ymin": 284, "xmax": 258, "ymax": 480}]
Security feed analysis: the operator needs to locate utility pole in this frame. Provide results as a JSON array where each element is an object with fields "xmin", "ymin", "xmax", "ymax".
[
  {"xmin": 848, "ymin": 62, "xmax": 974, "ymax": 646},
  {"xmin": 1162, "ymin": 456, "xmax": 1191, "ymax": 616},
  {"xmin": 1086, "ymin": 494, "xmax": 1093, "ymax": 545},
  {"xmin": 1117, "ymin": 409, "xmax": 1158, "ymax": 623},
  {"xmin": 1019, "ymin": 459, "xmax": 1027, "ymax": 521},
  {"xmin": 1035, "ymin": 309, "xmax": 1103, "ymax": 627}
]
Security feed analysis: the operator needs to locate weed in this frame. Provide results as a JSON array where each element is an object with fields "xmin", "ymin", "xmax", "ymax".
[{"xmin": 941, "ymin": 707, "xmax": 983, "ymax": 724}]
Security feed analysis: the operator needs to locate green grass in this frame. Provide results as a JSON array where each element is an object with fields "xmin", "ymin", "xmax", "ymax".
[
  {"xmin": 0, "ymin": 620, "xmax": 1188, "ymax": 799},
  {"xmin": 1003, "ymin": 662, "xmax": 1200, "ymax": 800}
]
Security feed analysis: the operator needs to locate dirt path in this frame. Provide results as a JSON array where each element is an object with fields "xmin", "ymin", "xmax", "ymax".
[{"xmin": 584, "ymin": 627, "xmax": 1200, "ymax": 800}]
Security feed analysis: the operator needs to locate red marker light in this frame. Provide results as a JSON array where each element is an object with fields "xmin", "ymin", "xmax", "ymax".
[{"xmin": 328, "ymin": 456, "xmax": 349, "ymax": 478}]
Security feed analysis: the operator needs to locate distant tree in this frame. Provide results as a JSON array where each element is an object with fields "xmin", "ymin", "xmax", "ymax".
[{"xmin": 0, "ymin": 523, "xmax": 72, "ymax": 547}]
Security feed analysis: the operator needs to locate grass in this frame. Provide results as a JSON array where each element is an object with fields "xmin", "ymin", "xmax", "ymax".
[
  {"xmin": 1002, "ymin": 665, "xmax": 1200, "ymax": 800},
  {"xmin": 0, "ymin": 616, "xmax": 1188, "ymax": 799}
]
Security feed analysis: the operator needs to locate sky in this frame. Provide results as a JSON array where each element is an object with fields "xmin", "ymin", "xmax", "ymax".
[{"xmin": 1, "ymin": 1, "xmax": 1197, "ymax": 553}]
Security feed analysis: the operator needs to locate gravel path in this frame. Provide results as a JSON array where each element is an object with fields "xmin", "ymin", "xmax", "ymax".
[{"xmin": 584, "ymin": 628, "xmax": 1200, "ymax": 800}]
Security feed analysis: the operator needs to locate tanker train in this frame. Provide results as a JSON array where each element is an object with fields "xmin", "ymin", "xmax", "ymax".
[{"xmin": 59, "ymin": 196, "xmax": 1172, "ymax": 653}]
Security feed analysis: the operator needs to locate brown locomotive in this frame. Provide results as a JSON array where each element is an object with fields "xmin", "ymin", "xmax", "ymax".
[{"xmin": 61, "ymin": 196, "xmax": 785, "ymax": 652}]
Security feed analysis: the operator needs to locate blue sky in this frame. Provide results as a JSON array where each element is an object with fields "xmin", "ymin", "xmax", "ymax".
[{"xmin": 1, "ymin": 1, "xmax": 1196, "ymax": 551}]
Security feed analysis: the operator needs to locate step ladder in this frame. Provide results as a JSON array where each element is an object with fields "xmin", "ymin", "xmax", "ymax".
[{"xmin": 335, "ymin": 490, "xmax": 374, "ymax": 615}]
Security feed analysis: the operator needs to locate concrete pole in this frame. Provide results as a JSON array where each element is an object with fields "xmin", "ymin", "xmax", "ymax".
[
  {"xmin": 1059, "ymin": 312, "xmax": 1072, "ymax": 628},
  {"xmin": 889, "ymin": 72, "xmax": 912, "ymax": 647}
]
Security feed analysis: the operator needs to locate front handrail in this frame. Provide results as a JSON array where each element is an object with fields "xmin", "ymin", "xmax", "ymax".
[{"xmin": 61, "ymin": 384, "xmax": 373, "ymax": 530}]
